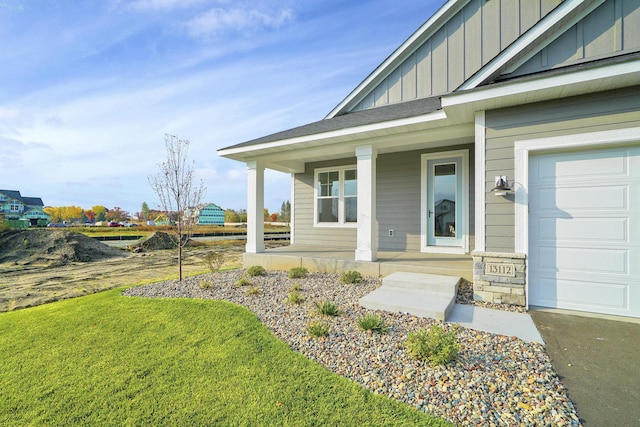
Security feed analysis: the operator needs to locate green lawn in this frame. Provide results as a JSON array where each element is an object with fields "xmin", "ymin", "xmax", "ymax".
[{"xmin": 0, "ymin": 289, "xmax": 451, "ymax": 426}]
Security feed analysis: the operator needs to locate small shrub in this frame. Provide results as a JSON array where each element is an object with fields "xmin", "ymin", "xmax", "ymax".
[
  {"xmin": 288, "ymin": 267, "xmax": 308, "ymax": 279},
  {"xmin": 286, "ymin": 290, "xmax": 304, "ymax": 305},
  {"xmin": 357, "ymin": 314, "xmax": 387, "ymax": 333},
  {"xmin": 340, "ymin": 270, "xmax": 363, "ymax": 284},
  {"xmin": 204, "ymin": 252, "xmax": 225, "ymax": 273},
  {"xmin": 290, "ymin": 282, "xmax": 302, "ymax": 291},
  {"xmin": 235, "ymin": 277, "xmax": 252, "ymax": 287},
  {"xmin": 307, "ymin": 321, "xmax": 330, "ymax": 338},
  {"xmin": 245, "ymin": 286, "xmax": 262, "ymax": 296},
  {"xmin": 200, "ymin": 280, "xmax": 213, "ymax": 290},
  {"xmin": 315, "ymin": 301, "xmax": 341, "ymax": 317},
  {"xmin": 404, "ymin": 325, "xmax": 459, "ymax": 367},
  {"xmin": 246, "ymin": 265, "xmax": 267, "ymax": 277}
]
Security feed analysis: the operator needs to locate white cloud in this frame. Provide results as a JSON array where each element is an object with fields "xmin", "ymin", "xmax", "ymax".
[
  {"xmin": 187, "ymin": 7, "xmax": 295, "ymax": 39},
  {"xmin": 125, "ymin": 0, "xmax": 211, "ymax": 12}
]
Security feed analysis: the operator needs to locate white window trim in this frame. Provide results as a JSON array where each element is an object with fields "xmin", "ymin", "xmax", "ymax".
[
  {"xmin": 314, "ymin": 165, "xmax": 357, "ymax": 228},
  {"xmin": 514, "ymin": 126, "xmax": 640, "ymax": 309},
  {"xmin": 420, "ymin": 149, "xmax": 469, "ymax": 254}
]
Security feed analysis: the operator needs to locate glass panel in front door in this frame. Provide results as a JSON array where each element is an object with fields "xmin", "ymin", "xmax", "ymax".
[
  {"xmin": 434, "ymin": 163, "xmax": 456, "ymax": 237},
  {"xmin": 427, "ymin": 158, "xmax": 462, "ymax": 247}
]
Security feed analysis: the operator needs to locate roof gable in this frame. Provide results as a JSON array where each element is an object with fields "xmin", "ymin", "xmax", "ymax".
[
  {"xmin": 328, "ymin": 0, "xmax": 563, "ymax": 117},
  {"xmin": 500, "ymin": 0, "xmax": 640, "ymax": 81},
  {"xmin": 0, "ymin": 190, "xmax": 23, "ymax": 203}
]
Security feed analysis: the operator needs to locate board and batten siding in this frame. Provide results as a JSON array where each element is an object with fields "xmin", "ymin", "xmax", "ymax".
[
  {"xmin": 292, "ymin": 146, "xmax": 475, "ymax": 252},
  {"xmin": 510, "ymin": 0, "xmax": 640, "ymax": 79},
  {"xmin": 352, "ymin": 0, "xmax": 562, "ymax": 112},
  {"xmin": 484, "ymin": 86, "xmax": 640, "ymax": 252}
]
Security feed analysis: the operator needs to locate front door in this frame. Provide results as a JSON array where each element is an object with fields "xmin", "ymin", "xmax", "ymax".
[{"xmin": 421, "ymin": 150, "xmax": 468, "ymax": 253}]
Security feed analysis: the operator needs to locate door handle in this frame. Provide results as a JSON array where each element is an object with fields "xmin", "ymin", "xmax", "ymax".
[{"xmin": 428, "ymin": 210, "xmax": 433, "ymax": 218}]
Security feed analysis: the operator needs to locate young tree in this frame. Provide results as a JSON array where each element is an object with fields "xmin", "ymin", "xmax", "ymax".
[
  {"xmin": 149, "ymin": 134, "xmax": 206, "ymax": 281},
  {"xmin": 224, "ymin": 209, "xmax": 241, "ymax": 223},
  {"xmin": 140, "ymin": 202, "xmax": 151, "ymax": 221},
  {"xmin": 84, "ymin": 210, "xmax": 95, "ymax": 223},
  {"xmin": 92, "ymin": 205, "xmax": 107, "ymax": 222},
  {"xmin": 105, "ymin": 207, "xmax": 129, "ymax": 223},
  {"xmin": 44, "ymin": 207, "xmax": 62, "ymax": 223},
  {"xmin": 280, "ymin": 200, "xmax": 291, "ymax": 223}
]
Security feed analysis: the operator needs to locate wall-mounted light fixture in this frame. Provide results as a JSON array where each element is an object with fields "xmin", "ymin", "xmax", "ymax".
[{"xmin": 491, "ymin": 176, "xmax": 513, "ymax": 196}]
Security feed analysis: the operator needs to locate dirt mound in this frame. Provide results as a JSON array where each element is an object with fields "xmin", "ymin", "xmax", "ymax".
[
  {"xmin": 128, "ymin": 231, "xmax": 180, "ymax": 251},
  {"xmin": 0, "ymin": 229, "xmax": 128, "ymax": 267}
]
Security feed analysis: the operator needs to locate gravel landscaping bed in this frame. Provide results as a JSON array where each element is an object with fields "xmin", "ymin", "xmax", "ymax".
[{"xmin": 124, "ymin": 270, "xmax": 580, "ymax": 426}]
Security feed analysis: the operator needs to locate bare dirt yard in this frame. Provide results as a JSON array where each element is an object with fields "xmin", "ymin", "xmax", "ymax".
[{"xmin": 0, "ymin": 229, "xmax": 283, "ymax": 312}]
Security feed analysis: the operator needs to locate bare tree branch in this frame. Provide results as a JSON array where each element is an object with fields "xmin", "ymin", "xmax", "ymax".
[{"xmin": 149, "ymin": 134, "xmax": 206, "ymax": 281}]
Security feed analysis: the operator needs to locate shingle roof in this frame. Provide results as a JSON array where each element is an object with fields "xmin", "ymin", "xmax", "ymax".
[
  {"xmin": 220, "ymin": 96, "xmax": 441, "ymax": 152},
  {"xmin": 22, "ymin": 197, "xmax": 44, "ymax": 207},
  {"xmin": 0, "ymin": 190, "xmax": 45, "ymax": 207},
  {"xmin": 0, "ymin": 190, "xmax": 23, "ymax": 202}
]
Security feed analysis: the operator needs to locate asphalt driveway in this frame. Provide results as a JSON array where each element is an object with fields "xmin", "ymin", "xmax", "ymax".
[{"xmin": 530, "ymin": 310, "xmax": 640, "ymax": 427}]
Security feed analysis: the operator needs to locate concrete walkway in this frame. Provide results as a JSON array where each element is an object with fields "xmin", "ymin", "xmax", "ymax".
[{"xmin": 448, "ymin": 304, "xmax": 544, "ymax": 344}]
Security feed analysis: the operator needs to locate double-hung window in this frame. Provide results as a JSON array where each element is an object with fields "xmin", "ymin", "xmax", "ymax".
[{"xmin": 315, "ymin": 166, "xmax": 357, "ymax": 226}]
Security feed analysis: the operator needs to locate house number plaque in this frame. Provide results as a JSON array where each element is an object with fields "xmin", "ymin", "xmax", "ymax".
[{"xmin": 485, "ymin": 263, "xmax": 515, "ymax": 277}]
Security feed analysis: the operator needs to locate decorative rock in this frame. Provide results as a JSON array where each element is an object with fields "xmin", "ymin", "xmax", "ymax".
[{"xmin": 124, "ymin": 270, "xmax": 581, "ymax": 427}]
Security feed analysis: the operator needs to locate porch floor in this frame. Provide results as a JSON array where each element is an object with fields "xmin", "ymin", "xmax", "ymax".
[{"xmin": 243, "ymin": 245, "xmax": 473, "ymax": 281}]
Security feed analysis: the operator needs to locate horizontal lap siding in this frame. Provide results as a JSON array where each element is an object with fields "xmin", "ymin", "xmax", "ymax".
[
  {"xmin": 485, "ymin": 87, "xmax": 640, "ymax": 252},
  {"xmin": 377, "ymin": 145, "xmax": 475, "ymax": 251},
  {"xmin": 292, "ymin": 145, "xmax": 476, "ymax": 252},
  {"xmin": 293, "ymin": 159, "xmax": 357, "ymax": 248},
  {"xmin": 377, "ymin": 152, "xmax": 421, "ymax": 250}
]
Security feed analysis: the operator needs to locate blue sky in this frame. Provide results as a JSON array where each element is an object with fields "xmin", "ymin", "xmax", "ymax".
[{"xmin": 0, "ymin": 0, "xmax": 442, "ymax": 217}]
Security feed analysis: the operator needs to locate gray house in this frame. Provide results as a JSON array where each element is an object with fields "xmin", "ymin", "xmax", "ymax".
[{"xmin": 219, "ymin": 0, "xmax": 640, "ymax": 319}]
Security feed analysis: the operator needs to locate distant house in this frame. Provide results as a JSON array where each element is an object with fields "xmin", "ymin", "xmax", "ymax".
[
  {"xmin": 192, "ymin": 203, "xmax": 225, "ymax": 226},
  {"xmin": 0, "ymin": 189, "xmax": 50, "ymax": 228}
]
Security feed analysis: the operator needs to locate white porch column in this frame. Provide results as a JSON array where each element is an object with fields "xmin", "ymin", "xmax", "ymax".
[
  {"xmin": 246, "ymin": 160, "xmax": 265, "ymax": 253},
  {"xmin": 355, "ymin": 145, "xmax": 377, "ymax": 261}
]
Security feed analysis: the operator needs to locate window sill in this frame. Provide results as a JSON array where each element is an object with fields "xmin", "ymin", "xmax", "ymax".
[{"xmin": 314, "ymin": 222, "xmax": 357, "ymax": 229}]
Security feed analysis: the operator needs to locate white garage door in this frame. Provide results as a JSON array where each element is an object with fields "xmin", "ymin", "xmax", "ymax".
[{"xmin": 529, "ymin": 145, "xmax": 640, "ymax": 317}]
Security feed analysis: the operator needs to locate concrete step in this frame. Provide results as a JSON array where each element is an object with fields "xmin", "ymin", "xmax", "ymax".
[
  {"xmin": 383, "ymin": 271, "xmax": 460, "ymax": 295},
  {"xmin": 359, "ymin": 272, "xmax": 461, "ymax": 321}
]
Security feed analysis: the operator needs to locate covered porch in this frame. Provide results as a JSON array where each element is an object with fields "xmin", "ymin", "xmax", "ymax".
[{"xmin": 243, "ymin": 245, "xmax": 473, "ymax": 281}]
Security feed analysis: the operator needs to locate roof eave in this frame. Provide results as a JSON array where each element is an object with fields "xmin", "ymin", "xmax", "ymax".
[
  {"xmin": 219, "ymin": 109, "xmax": 447, "ymax": 156},
  {"xmin": 442, "ymin": 58, "xmax": 640, "ymax": 121}
]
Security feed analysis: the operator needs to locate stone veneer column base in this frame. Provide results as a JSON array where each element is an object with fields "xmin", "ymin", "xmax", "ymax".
[{"xmin": 471, "ymin": 251, "xmax": 526, "ymax": 306}]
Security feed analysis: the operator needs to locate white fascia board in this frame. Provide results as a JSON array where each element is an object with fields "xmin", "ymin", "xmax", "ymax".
[
  {"xmin": 443, "ymin": 59, "xmax": 640, "ymax": 110},
  {"xmin": 459, "ymin": 0, "xmax": 602, "ymax": 90},
  {"xmin": 218, "ymin": 109, "xmax": 448, "ymax": 158},
  {"xmin": 326, "ymin": 0, "xmax": 465, "ymax": 119}
]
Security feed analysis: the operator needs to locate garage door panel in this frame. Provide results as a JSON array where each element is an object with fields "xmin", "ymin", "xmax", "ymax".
[
  {"xmin": 536, "ymin": 246, "xmax": 628, "ymax": 274},
  {"xmin": 538, "ymin": 186, "xmax": 627, "ymax": 211},
  {"xmin": 531, "ymin": 277, "xmax": 629, "ymax": 312},
  {"xmin": 534, "ymin": 148, "xmax": 630, "ymax": 181},
  {"xmin": 529, "ymin": 144, "xmax": 639, "ymax": 318},
  {"xmin": 538, "ymin": 217, "xmax": 628, "ymax": 242}
]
